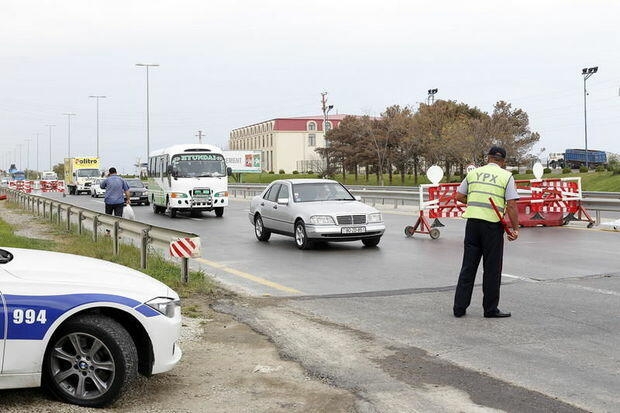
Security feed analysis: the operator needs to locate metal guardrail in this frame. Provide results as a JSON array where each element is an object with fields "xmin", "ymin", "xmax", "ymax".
[
  {"xmin": 1, "ymin": 188, "xmax": 200, "ymax": 280},
  {"xmin": 229, "ymin": 184, "xmax": 620, "ymax": 222}
]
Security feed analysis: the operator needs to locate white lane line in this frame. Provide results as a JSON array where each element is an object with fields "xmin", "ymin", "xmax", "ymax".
[{"xmin": 503, "ymin": 273, "xmax": 620, "ymax": 296}]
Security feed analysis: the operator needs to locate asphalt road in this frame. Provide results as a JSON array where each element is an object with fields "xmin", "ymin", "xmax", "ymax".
[{"xmin": 45, "ymin": 193, "xmax": 620, "ymax": 412}]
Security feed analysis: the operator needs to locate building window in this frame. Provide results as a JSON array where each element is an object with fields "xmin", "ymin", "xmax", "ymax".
[
  {"xmin": 308, "ymin": 133, "xmax": 316, "ymax": 147},
  {"xmin": 308, "ymin": 121, "xmax": 316, "ymax": 131}
]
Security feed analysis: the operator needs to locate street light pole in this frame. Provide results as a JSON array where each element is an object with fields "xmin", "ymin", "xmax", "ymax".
[
  {"xmin": 582, "ymin": 66, "xmax": 598, "ymax": 169},
  {"xmin": 427, "ymin": 88, "xmax": 438, "ymax": 105},
  {"xmin": 25, "ymin": 138, "xmax": 31, "ymax": 174},
  {"xmin": 136, "ymin": 63, "xmax": 159, "ymax": 163},
  {"xmin": 321, "ymin": 92, "xmax": 333, "ymax": 176},
  {"xmin": 45, "ymin": 124, "xmax": 55, "ymax": 170},
  {"xmin": 89, "ymin": 95, "xmax": 107, "ymax": 158},
  {"xmin": 34, "ymin": 133, "xmax": 40, "ymax": 174},
  {"xmin": 62, "ymin": 113, "xmax": 76, "ymax": 158}
]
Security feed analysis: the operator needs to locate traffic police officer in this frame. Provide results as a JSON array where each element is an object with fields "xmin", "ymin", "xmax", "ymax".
[{"xmin": 453, "ymin": 146, "xmax": 520, "ymax": 318}]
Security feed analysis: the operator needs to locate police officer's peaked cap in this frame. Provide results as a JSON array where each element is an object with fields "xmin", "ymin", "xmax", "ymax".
[{"xmin": 488, "ymin": 146, "xmax": 506, "ymax": 159}]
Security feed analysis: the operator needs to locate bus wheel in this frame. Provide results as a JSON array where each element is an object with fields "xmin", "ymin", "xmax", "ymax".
[
  {"xmin": 215, "ymin": 207, "xmax": 224, "ymax": 217},
  {"xmin": 169, "ymin": 208, "xmax": 177, "ymax": 218}
]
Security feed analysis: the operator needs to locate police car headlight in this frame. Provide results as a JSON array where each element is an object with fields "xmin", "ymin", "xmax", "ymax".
[
  {"xmin": 310, "ymin": 215, "xmax": 335, "ymax": 225},
  {"xmin": 367, "ymin": 213, "xmax": 382, "ymax": 223},
  {"xmin": 214, "ymin": 191, "xmax": 228, "ymax": 197},
  {"xmin": 170, "ymin": 192, "xmax": 188, "ymax": 198},
  {"xmin": 146, "ymin": 298, "xmax": 180, "ymax": 318}
]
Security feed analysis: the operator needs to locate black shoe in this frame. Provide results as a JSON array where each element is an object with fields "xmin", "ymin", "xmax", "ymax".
[
  {"xmin": 484, "ymin": 310, "xmax": 511, "ymax": 318},
  {"xmin": 453, "ymin": 308, "xmax": 466, "ymax": 318}
]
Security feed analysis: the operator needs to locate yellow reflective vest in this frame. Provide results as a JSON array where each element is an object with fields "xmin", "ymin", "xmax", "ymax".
[{"xmin": 462, "ymin": 164, "xmax": 512, "ymax": 222}]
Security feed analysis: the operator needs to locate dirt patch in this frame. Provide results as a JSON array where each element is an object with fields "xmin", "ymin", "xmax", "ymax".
[{"xmin": 0, "ymin": 200, "xmax": 357, "ymax": 412}]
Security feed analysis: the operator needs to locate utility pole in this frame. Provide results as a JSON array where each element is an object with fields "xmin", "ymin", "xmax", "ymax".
[
  {"xmin": 45, "ymin": 124, "xmax": 56, "ymax": 170},
  {"xmin": 196, "ymin": 130, "xmax": 204, "ymax": 144},
  {"xmin": 321, "ymin": 92, "xmax": 334, "ymax": 176}
]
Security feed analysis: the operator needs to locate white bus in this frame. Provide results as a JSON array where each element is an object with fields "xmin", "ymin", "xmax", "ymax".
[{"xmin": 148, "ymin": 144, "xmax": 232, "ymax": 218}]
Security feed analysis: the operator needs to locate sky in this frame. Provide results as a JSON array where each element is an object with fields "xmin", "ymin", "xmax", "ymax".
[{"xmin": 1, "ymin": 0, "xmax": 619, "ymax": 174}]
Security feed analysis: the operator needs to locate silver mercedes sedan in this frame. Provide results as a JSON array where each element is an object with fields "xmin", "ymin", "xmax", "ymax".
[{"xmin": 248, "ymin": 179, "xmax": 385, "ymax": 249}]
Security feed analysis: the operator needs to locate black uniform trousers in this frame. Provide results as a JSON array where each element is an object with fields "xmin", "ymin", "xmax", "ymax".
[{"xmin": 454, "ymin": 218, "xmax": 504, "ymax": 314}]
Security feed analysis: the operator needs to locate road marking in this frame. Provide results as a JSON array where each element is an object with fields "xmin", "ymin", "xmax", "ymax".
[
  {"xmin": 503, "ymin": 273, "xmax": 620, "ymax": 296},
  {"xmin": 194, "ymin": 257, "xmax": 303, "ymax": 295}
]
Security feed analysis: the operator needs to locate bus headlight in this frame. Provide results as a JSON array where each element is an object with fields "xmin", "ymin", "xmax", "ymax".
[
  {"xmin": 214, "ymin": 191, "xmax": 228, "ymax": 197},
  {"xmin": 170, "ymin": 192, "xmax": 188, "ymax": 198}
]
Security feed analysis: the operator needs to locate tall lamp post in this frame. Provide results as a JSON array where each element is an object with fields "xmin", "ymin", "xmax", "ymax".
[
  {"xmin": 45, "ymin": 124, "xmax": 55, "ymax": 170},
  {"xmin": 427, "ymin": 88, "xmax": 438, "ymax": 105},
  {"xmin": 25, "ymin": 138, "xmax": 31, "ymax": 176},
  {"xmin": 63, "ymin": 113, "xmax": 76, "ymax": 158},
  {"xmin": 321, "ymin": 92, "xmax": 333, "ymax": 176},
  {"xmin": 136, "ymin": 63, "xmax": 159, "ymax": 163},
  {"xmin": 582, "ymin": 66, "xmax": 598, "ymax": 169},
  {"xmin": 89, "ymin": 95, "xmax": 107, "ymax": 158}
]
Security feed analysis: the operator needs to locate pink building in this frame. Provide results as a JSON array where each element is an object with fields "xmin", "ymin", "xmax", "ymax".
[{"xmin": 229, "ymin": 115, "xmax": 347, "ymax": 173}]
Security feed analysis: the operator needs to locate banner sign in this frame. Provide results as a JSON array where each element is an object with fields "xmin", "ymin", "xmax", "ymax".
[{"xmin": 223, "ymin": 151, "xmax": 262, "ymax": 173}]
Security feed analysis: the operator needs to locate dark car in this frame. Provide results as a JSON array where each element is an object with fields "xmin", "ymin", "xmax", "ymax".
[{"xmin": 125, "ymin": 178, "xmax": 149, "ymax": 206}]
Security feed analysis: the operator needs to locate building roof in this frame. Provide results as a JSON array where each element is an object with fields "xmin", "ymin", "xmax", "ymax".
[{"xmin": 231, "ymin": 114, "xmax": 352, "ymax": 132}]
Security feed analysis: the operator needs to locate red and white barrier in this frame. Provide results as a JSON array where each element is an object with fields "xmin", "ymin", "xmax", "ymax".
[
  {"xmin": 169, "ymin": 237, "xmax": 201, "ymax": 258},
  {"xmin": 405, "ymin": 176, "xmax": 594, "ymax": 239}
]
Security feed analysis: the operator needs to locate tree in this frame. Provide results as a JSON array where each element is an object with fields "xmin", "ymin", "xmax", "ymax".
[{"xmin": 487, "ymin": 101, "xmax": 540, "ymax": 165}]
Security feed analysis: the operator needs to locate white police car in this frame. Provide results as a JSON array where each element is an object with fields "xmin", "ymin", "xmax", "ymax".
[{"xmin": 0, "ymin": 247, "xmax": 182, "ymax": 407}]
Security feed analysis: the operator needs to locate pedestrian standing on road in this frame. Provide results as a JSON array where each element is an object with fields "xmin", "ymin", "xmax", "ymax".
[
  {"xmin": 453, "ymin": 146, "xmax": 520, "ymax": 318},
  {"xmin": 100, "ymin": 167, "xmax": 130, "ymax": 217}
]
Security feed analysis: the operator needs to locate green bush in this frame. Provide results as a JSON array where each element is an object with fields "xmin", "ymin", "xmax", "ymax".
[
  {"xmin": 613, "ymin": 168, "xmax": 620, "ymax": 176},
  {"xmin": 268, "ymin": 170, "xmax": 275, "ymax": 174},
  {"xmin": 292, "ymin": 170, "xmax": 299, "ymax": 174},
  {"xmin": 579, "ymin": 166, "xmax": 588, "ymax": 173},
  {"xmin": 278, "ymin": 169, "xmax": 285, "ymax": 174},
  {"xmin": 595, "ymin": 166, "xmax": 605, "ymax": 172},
  {"xmin": 525, "ymin": 169, "xmax": 533, "ymax": 174},
  {"xmin": 543, "ymin": 168, "xmax": 552, "ymax": 174},
  {"xmin": 511, "ymin": 170, "xmax": 518, "ymax": 175},
  {"xmin": 562, "ymin": 168, "xmax": 572, "ymax": 174}
]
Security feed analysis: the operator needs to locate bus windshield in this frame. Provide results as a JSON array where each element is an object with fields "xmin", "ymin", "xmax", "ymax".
[{"xmin": 171, "ymin": 153, "xmax": 227, "ymax": 178}]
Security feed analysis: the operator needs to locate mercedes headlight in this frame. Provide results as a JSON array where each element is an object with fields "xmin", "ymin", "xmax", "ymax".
[
  {"xmin": 146, "ymin": 297, "xmax": 180, "ymax": 318},
  {"xmin": 310, "ymin": 215, "xmax": 335, "ymax": 225},
  {"xmin": 367, "ymin": 212, "xmax": 383, "ymax": 223}
]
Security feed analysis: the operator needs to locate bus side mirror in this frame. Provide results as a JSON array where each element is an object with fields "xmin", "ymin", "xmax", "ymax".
[{"xmin": 227, "ymin": 167, "xmax": 232, "ymax": 176}]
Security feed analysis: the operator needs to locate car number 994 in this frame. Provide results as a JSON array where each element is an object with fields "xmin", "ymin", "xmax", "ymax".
[
  {"xmin": 342, "ymin": 226, "xmax": 366, "ymax": 234},
  {"xmin": 13, "ymin": 308, "xmax": 47, "ymax": 324}
]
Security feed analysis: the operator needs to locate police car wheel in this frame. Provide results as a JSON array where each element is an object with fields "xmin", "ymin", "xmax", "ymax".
[{"xmin": 42, "ymin": 314, "xmax": 138, "ymax": 408}]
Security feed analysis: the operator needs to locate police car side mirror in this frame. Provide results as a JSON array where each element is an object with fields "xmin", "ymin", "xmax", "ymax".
[{"xmin": 227, "ymin": 167, "xmax": 233, "ymax": 176}]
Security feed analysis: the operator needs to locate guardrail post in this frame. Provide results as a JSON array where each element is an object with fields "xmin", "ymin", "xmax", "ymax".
[
  {"xmin": 49, "ymin": 202, "xmax": 54, "ymax": 222},
  {"xmin": 57, "ymin": 204, "xmax": 62, "ymax": 225},
  {"xmin": 92, "ymin": 216, "xmax": 98, "ymax": 242},
  {"xmin": 77, "ymin": 211, "xmax": 83, "ymax": 234},
  {"xmin": 595, "ymin": 210, "xmax": 601, "ymax": 226},
  {"xmin": 181, "ymin": 258, "xmax": 189, "ymax": 283},
  {"xmin": 113, "ymin": 221, "xmax": 120, "ymax": 255},
  {"xmin": 140, "ymin": 228, "xmax": 149, "ymax": 269},
  {"xmin": 66, "ymin": 207, "xmax": 71, "ymax": 231}
]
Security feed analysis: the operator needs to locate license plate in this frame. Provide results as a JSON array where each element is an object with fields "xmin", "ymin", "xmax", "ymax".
[
  {"xmin": 342, "ymin": 226, "xmax": 366, "ymax": 234},
  {"xmin": 130, "ymin": 197, "xmax": 139, "ymax": 200}
]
